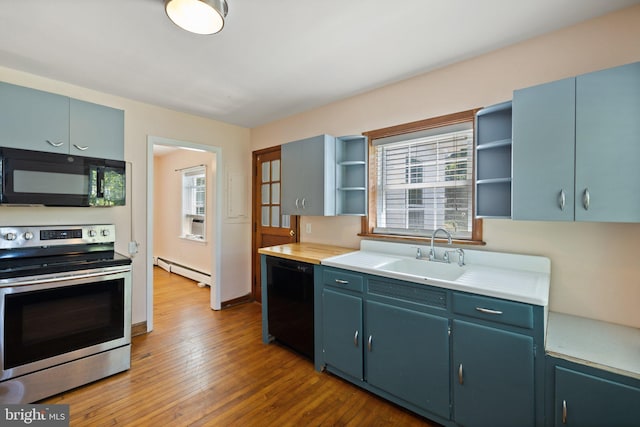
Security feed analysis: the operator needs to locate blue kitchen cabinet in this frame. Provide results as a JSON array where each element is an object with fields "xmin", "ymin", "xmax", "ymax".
[
  {"xmin": 321, "ymin": 287, "xmax": 363, "ymax": 381},
  {"xmin": 451, "ymin": 292, "xmax": 544, "ymax": 427},
  {"xmin": 70, "ymin": 98, "xmax": 124, "ymax": 160},
  {"xmin": 512, "ymin": 61, "xmax": 640, "ymax": 222},
  {"xmin": 318, "ymin": 267, "xmax": 545, "ymax": 426},
  {"xmin": 547, "ymin": 358, "xmax": 640, "ymax": 427},
  {"xmin": 512, "ymin": 78, "xmax": 576, "ymax": 221},
  {"xmin": 452, "ymin": 319, "xmax": 535, "ymax": 427},
  {"xmin": 574, "ymin": 62, "xmax": 640, "ymax": 222},
  {"xmin": 0, "ymin": 81, "xmax": 125, "ymax": 160},
  {"xmin": 335, "ymin": 135, "xmax": 367, "ymax": 216},
  {"xmin": 475, "ymin": 101, "xmax": 513, "ymax": 219},
  {"xmin": 281, "ymin": 134, "xmax": 336, "ymax": 216},
  {"xmin": 365, "ymin": 299, "xmax": 450, "ymax": 419},
  {"xmin": 0, "ymin": 81, "xmax": 70, "ymax": 153}
]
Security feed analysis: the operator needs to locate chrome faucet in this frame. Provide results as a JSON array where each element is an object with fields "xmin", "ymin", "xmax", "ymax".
[{"xmin": 430, "ymin": 228, "xmax": 452, "ymax": 262}]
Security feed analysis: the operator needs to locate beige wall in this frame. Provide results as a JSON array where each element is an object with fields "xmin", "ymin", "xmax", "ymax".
[
  {"xmin": 153, "ymin": 149, "xmax": 217, "ymax": 276},
  {"xmin": 251, "ymin": 5, "xmax": 640, "ymax": 328},
  {"xmin": 0, "ymin": 66, "xmax": 252, "ymax": 325}
]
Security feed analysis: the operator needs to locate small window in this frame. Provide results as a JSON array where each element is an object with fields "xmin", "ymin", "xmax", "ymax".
[{"xmin": 182, "ymin": 166, "xmax": 206, "ymax": 241}]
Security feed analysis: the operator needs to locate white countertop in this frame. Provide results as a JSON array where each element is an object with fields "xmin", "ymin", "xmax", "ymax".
[
  {"xmin": 546, "ymin": 312, "xmax": 640, "ymax": 380},
  {"xmin": 321, "ymin": 240, "xmax": 551, "ymax": 306}
]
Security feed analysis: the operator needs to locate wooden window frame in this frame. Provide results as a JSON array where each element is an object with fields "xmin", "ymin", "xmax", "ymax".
[{"xmin": 360, "ymin": 109, "xmax": 485, "ymax": 246}]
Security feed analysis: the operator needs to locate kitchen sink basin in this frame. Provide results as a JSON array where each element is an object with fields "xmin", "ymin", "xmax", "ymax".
[{"xmin": 378, "ymin": 258, "xmax": 465, "ymax": 282}]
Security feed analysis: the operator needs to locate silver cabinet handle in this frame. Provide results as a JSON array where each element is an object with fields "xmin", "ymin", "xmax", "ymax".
[
  {"xmin": 562, "ymin": 399, "xmax": 567, "ymax": 424},
  {"xmin": 73, "ymin": 144, "xmax": 89, "ymax": 151},
  {"xmin": 334, "ymin": 279, "xmax": 349, "ymax": 285},
  {"xmin": 353, "ymin": 330, "xmax": 359, "ymax": 347},
  {"xmin": 582, "ymin": 189, "xmax": 590, "ymax": 210},
  {"xmin": 367, "ymin": 335, "xmax": 373, "ymax": 352},
  {"xmin": 458, "ymin": 363, "xmax": 464, "ymax": 385},
  {"xmin": 558, "ymin": 189, "xmax": 565, "ymax": 211},
  {"xmin": 301, "ymin": 198, "xmax": 307, "ymax": 209},
  {"xmin": 295, "ymin": 198, "xmax": 300, "ymax": 209},
  {"xmin": 475, "ymin": 307, "xmax": 503, "ymax": 315},
  {"xmin": 46, "ymin": 140, "xmax": 64, "ymax": 147}
]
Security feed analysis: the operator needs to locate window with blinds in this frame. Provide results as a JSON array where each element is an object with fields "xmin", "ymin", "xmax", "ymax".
[{"xmin": 373, "ymin": 122, "xmax": 474, "ymax": 239}]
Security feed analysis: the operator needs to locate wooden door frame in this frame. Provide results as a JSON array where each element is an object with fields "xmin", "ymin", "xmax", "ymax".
[{"xmin": 251, "ymin": 146, "xmax": 300, "ymax": 301}]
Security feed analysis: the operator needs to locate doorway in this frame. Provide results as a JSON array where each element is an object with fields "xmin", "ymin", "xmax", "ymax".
[
  {"xmin": 252, "ymin": 146, "xmax": 299, "ymax": 302},
  {"xmin": 147, "ymin": 136, "xmax": 223, "ymax": 332}
]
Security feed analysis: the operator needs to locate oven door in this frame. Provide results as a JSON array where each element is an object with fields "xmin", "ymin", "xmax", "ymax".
[{"xmin": 0, "ymin": 267, "xmax": 131, "ymax": 381}]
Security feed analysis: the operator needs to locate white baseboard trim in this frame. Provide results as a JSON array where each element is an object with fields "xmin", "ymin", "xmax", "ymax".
[{"xmin": 155, "ymin": 257, "xmax": 211, "ymax": 287}]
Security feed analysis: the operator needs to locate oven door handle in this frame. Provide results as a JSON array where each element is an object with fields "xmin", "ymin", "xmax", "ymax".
[{"xmin": 1, "ymin": 266, "xmax": 131, "ymax": 287}]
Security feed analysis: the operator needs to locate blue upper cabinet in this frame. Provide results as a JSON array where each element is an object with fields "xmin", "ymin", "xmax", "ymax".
[
  {"xmin": 0, "ymin": 82, "xmax": 70, "ymax": 153},
  {"xmin": 512, "ymin": 78, "xmax": 576, "ymax": 221},
  {"xmin": 70, "ymin": 99, "xmax": 124, "ymax": 160},
  {"xmin": 513, "ymin": 61, "xmax": 640, "ymax": 222},
  {"xmin": 575, "ymin": 62, "xmax": 640, "ymax": 222},
  {"xmin": 281, "ymin": 134, "xmax": 336, "ymax": 216},
  {"xmin": 0, "ymin": 82, "xmax": 125, "ymax": 160}
]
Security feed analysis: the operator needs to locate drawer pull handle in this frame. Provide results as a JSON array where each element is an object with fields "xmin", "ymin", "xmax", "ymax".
[
  {"xmin": 73, "ymin": 144, "xmax": 89, "ymax": 151},
  {"xmin": 562, "ymin": 399, "xmax": 567, "ymax": 424},
  {"xmin": 353, "ymin": 330, "xmax": 359, "ymax": 347},
  {"xmin": 458, "ymin": 363, "xmax": 464, "ymax": 385},
  {"xmin": 334, "ymin": 279, "xmax": 349, "ymax": 285},
  {"xmin": 46, "ymin": 140, "xmax": 64, "ymax": 147},
  {"xmin": 367, "ymin": 335, "xmax": 373, "ymax": 352},
  {"xmin": 475, "ymin": 307, "xmax": 503, "ymax": 315}
]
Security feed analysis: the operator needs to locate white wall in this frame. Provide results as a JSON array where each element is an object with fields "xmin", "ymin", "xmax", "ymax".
[
  {"xmin": 0, "ymin": 66, "xmax": 252, "ymax": 325},
  {"xmin": 250, "ymin": 5, "xmax": 640, "ymax": 328},
  {"xmin": 154, "ymin": 149, "xmax": 216, "ymax": 276}
]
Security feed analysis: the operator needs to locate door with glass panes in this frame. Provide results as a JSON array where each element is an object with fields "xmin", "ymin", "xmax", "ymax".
[{"xmin": 252, "ymin": 147, "xmax": 299, "ymax": 302}]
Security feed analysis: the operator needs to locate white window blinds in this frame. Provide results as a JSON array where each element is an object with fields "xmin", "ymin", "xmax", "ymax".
[{"xmin": 373, "ymin": 122, "xmax": 474, "ymax": 239}]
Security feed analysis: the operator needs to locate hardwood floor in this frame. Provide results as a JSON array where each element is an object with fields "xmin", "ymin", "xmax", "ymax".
[{"xmin": 43, "ymin": 267, "xmax": 439, "ymax": 426}]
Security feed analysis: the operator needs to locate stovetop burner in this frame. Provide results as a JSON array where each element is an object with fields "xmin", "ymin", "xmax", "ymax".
[{"xmin": 0, "ymin": 224, "xmax": 131, "ymax": 280}]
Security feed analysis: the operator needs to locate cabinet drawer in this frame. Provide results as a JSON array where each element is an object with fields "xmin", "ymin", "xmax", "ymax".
[
  {"xmin": 323, "ymin": 268, "xmax": 363, "ymax": 293},
  {"xmin": 452, "ymin": 293, "xmax": 533, "ymax": 329}
]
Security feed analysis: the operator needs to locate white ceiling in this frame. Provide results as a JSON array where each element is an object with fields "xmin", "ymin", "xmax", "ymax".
[{"xmin": 0, "ymin": 0, "xmax": 638, "ymax": 128}]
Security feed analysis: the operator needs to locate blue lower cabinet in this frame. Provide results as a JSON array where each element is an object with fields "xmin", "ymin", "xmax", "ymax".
[
  {"xmin": 365, "ymin": 300, "xmax": 450, "ymax": 419},
  {"xmin": 321, "ymin": 288, "xmax": 363, "ymax": 380},
  {"xmin": 318, "ymin": 267, "xmax": 544, "ymax": 427},
  {"xmin": 550, "ymin": 361, "xmax": 640, "ymax": 427},
  {"xmin": 452, "ymin": 320, "xmax": 535, "ymax": 427}
]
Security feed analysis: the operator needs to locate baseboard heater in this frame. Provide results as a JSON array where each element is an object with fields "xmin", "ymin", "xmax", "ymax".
[{"xmin": 155, "ymin": 257, "xmax": 211, "ymax": 287}]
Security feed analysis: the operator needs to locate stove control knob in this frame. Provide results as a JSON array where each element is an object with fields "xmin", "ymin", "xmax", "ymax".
[
  {"xmin": 4, "ymin": 232, "xmax": 17, "ymax": 241},
  {"xmin": 88, "ymin": 230, "xmax": 97, "ymax": 237},
  {"xmin": 101, "ymin": 229, "xmax": 110, "ymax": 237},
  {"xmin": 24, "ymin": 231, "xmax": 34, "ymax": 240}
]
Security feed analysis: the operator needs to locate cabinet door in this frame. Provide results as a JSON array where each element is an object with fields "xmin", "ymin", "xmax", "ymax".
[
  {"xmin": 512, "ymin": 78, "xmax": 575, "ymax": 221},
  {"xmin": 0, "ymin": 82, "xmax": 69, "ymax": 153},
  {"xmin": 452, "ymin": 320, "xmax": 535, "ymax": 427},
  {"xmin": 281, "ymin": 135, "xmax": 335, "ymax": 216},
  {"xmin": 281, "ymin": 139, "xmax": 304, "ymax": 215},
  {"xmin": 575, "ymin": 61, "xmax": 640, "ymax": 222},
  {"xmin": 555, "ymin": 366, "xmax": 640, "ymax": 427},
  {"xmin": 321, "ymin": 288, "xmax": 363, "ymax": 380},
  {"xmin": 70, "ymin": 99, "xmax": 124, "ymax": 160},
  {"xmin": 366, "ymin": 301, "xmax": 450, "ymax": 419}
]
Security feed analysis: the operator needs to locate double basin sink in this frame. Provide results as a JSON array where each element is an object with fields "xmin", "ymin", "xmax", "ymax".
[{"xmin": 321, "ymin": 243, "xmax": 551, "ymax": 306}]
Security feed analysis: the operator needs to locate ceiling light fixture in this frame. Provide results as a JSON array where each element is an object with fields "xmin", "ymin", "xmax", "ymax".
[{"xmin": 165, "ymin": 0, "xmax": 228, "ymax": 35}]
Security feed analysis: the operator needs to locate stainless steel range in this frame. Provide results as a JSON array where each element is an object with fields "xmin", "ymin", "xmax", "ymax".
[{"xmin": 0, "ymin": 224, "xmax": 132, "ymax": 404}]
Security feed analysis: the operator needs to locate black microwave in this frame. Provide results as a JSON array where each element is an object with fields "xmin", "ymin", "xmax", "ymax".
[{"xmin": 0, "ymin": 147, "xmax": 125, "ymax": 207}]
